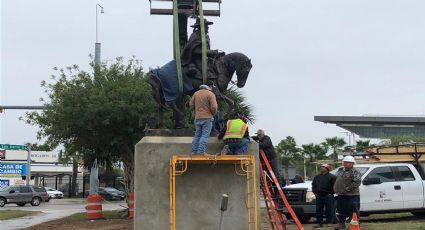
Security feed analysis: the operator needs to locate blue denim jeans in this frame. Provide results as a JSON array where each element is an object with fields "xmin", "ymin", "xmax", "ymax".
[
  {"xmin": 192, "ymin": 118, "xmax": 213, "ymax": 154},
  {"xmin": 316, "ymin": 194, "xmax": 335, "ymax": 224},
  {"xmin": 226, "ymin": 138, "xmax": 249, "ymax": 155}
]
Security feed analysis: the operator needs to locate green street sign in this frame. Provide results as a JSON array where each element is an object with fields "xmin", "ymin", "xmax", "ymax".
[{"xmin": 0, "ymin": 144, "xmax": 28, "ymax": 150}]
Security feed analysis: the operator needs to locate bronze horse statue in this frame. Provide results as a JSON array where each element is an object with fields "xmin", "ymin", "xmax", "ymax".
[{"xmin": 147, "ymin": 52, "xmax": 252, "ymax": 128}]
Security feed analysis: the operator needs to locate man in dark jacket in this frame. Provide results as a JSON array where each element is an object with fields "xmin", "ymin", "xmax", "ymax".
[
  {"xmin": 312, "ymin": 163, "xmax": 336, "ymax": 228},
  {"xmin": 252, "ymin": 129, "xmax": 284, "ymax": 189}
]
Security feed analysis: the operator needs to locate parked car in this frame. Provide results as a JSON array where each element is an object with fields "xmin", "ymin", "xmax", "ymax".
[
  {"xmin": 0, "ymin": 185, "xmax": 47, "ymax": 207},
  {"xmin": 281, "ymin": 163, "xmax": 425, "ymax": 223},
  {"xmin": 32, "ymin": 186, "xmax": 50, "ymax": 202},
  {"xmin": 44, "ymin": 187, "xmax": 64, "ymax": 199},
  {"xmin": 98, "ymin": 187, "xmax": 126, "ymax": 200}
]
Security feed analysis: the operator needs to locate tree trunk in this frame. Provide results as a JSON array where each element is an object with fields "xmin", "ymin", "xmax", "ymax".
[
  {"xmin": 71, "ymin": 158, "xmax": 78, "ymax": 197},
  {"xmin": 333, "ymin": 148, "xmax": 338, "ymax": 161},
  {"xmin": 122, "ymin": 144, "xmax": 135, "ymax": 194},
  {"xmin": 333, "ymin": 148, "xmax": 339, "ymax": 168}
]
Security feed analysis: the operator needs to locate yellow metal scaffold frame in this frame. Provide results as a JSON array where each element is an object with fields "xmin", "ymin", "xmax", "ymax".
[{"xmin": 169, "ymin": 154, "xmax": 258, "ymax": 230}]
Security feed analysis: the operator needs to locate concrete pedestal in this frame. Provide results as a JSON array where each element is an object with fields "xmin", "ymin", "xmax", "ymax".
[{"xmin": 134, "ymin": 136, "xmax": 260, "ymax": 230}]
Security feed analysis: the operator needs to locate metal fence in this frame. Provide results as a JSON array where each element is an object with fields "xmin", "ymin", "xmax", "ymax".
[{"xmin": 33, "ymin": 174, "xmax": 124, "ymax": 198}]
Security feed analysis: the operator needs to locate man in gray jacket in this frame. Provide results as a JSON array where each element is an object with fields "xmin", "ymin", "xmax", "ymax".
[{"xmin": 333, "ymin": 156, "xmax": 361, "ymax": 230}]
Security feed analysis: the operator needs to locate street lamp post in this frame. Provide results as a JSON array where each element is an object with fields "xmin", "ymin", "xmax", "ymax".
[
  {"xmin": 90, "ymin": 3, "xmax": 104, "ymax": 196},
  {"xmin": 341, "ymin": 131, "xmax": 352, "ymax": 147},
  {"xmin": 95, "ymin": 4, "xmax": 104, "ymax": 64}
]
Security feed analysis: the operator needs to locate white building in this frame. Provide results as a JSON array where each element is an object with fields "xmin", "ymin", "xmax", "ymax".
[{"xmin": 0, "ymin": 150, "xmax": 81, "ymax": 190}]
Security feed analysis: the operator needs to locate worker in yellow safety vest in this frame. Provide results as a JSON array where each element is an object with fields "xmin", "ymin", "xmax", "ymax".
[{"xmin": 218, "ymin": 114, "xmax": 250, "ymax": 155}]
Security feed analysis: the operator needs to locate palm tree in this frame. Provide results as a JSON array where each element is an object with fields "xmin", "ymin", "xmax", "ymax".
[
  {"xmin": 276, "ymin": 136, "xmax": 302, "ymax": 183},
  {"xmin": 301, "ymin": 143, "xmax": 328, "ymax": 163},
  {"xmin": 301, "ymin": 143, "xmax": 328, "ymax": 178},
  {"xmin": 356, "ymin": 140, "xmax": 371, "ymax": 152},
  {"xmin": 219, "ymin": 86, "xmax": 255, "ymax": 123},
  {"xmin": 324, "ymin": 137, "xmax": 346, "ymax": 162}
]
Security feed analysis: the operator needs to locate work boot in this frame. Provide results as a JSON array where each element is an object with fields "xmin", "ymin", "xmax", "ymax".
[
  {"xmin": 334, "ymin": 222, "xmax": 346, "ymax": 230},
  {"xmin": 220, "ymin": 145, "xmax": 229, "ymax": 155}
]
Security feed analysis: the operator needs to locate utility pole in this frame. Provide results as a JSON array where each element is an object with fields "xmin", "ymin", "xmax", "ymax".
[
  {"xmin": 341, "ymin": 131, "xmax": 352, "ymax": 147},
  {"xmin": 26, "ymin": 144, "xmax": 32, "ymax": 185}
]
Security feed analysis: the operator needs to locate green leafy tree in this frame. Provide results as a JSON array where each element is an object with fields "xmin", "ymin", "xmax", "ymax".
[
  {"xmin": 25, "ymin": 57, "xmax": 157, "ymax": 193},
  {"xmin": 276, "ymin": 136, "xmax": 302, "ymax": 183},
  {"xmin": 26, "ymin": 143, "xmax": 51, "ymax": 151},
  {"xmin": 390, "ymin": 135, "xmax": 425, "ymax": 145},
  {"xmin": 324, "ymin": 137, "xmax": 346, "ymax": 162}
]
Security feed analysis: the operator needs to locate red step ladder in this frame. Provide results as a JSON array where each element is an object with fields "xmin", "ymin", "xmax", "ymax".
[{"xmin": 259, "ymin": 149, "xmax": 304, "ymax": 230}]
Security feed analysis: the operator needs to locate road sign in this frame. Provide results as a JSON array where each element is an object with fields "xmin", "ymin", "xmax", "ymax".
[
  {"xmin": 0, "ymin": 179, "xmax": 10, "ymax": 186},
  {"xmin": 0, "ymin": 163, "xmax": 27, "ymax": 176},
  {"xmin": 0, "ymin": 144, "xmax": 28, "ymax": 150}
]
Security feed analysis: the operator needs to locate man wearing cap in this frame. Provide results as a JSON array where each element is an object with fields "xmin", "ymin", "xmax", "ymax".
[
  {"xmin": 312, "ymin": 163, "xmax": 336, "ymax": 228},
  {"xmin": 218, "ymin": 114, "xmax": 250, "ymax": 155},
  {"xmin": 190, "ymin": 82, "xmax": 218, "ymax": 155},
  {"xmin": 333, "ymin": 156, "xmax": 361, "ymax": 230},
  {"xmin": 252, "ymin": 129, "xmax": 285, "ymax": 187}
]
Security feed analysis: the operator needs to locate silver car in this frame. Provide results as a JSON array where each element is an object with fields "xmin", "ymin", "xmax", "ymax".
[{"xmin": 0, "ymin": 185, "xmax": 44, "ymax": 207}]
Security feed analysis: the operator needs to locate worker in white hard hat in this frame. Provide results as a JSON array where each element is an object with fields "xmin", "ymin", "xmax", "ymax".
[{"xmin": 333, "ymin": 156, "xmax": 361, "ymax": 230}]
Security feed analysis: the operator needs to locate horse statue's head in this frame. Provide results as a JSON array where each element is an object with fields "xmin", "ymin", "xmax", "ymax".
[{"xmin": 223, "ymin": 52, "xmax": 252, "ymax": 88}]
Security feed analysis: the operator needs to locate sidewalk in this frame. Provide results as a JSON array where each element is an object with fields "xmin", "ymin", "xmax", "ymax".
[{"xmin": 1, "ymin": 210, "xmax": 82, "ymax": 229}]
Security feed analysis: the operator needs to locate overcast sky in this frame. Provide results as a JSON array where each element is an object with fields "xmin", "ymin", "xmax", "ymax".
[{"xmin": 1, "ymin": 0, "xmax": 425, "ymax": 147}]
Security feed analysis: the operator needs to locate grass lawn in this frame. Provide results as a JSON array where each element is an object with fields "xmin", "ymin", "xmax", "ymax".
[
  {"xmin": 362, "ymin": 222, "xmax": 425, "ymax": 230},
  {"xmin": 63, "ymin": 210, "xmax": 127, "ymax": 220},
  {"xmin": 360, "ymin": 212, "xmax": 425, "ymax": 230},
  {"xmin": 23, "ymin": 209, "xmax": 132, "ymax": 230},
  {"xmin": 0, "ymin": 210, "xmax": 41, "ymax": 220}
]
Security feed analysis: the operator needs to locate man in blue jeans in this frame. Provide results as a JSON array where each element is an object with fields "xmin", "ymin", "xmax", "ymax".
[
  {"xmin": 312, "ymin": 163, "xmax": 336, "ymax": 228},
  {"xmin": 189, "ymin": 83, "xmax": 218, "ymax": 154}
]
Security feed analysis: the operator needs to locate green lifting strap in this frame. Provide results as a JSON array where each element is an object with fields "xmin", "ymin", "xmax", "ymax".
[
  {"xmin": 172, "ymin": 0, "xmax": 184, "ymax": 94},
  {"xmin": 198, "ymin": 0, "xmax": 208, "ymax": 84}
]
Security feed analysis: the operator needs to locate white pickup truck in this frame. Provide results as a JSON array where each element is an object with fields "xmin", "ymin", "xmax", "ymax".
[{"xmin": 282, "ymin": 163, "xmax": 425, "ymax": 222}]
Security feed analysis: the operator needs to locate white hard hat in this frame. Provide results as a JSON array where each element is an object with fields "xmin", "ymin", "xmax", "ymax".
[{"xmin": 342, "ymin": 156, "xmax": 356, "ymax": 164}]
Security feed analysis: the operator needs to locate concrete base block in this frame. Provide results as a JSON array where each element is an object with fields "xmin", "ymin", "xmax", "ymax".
[{"xmin": 134, "ymin": 136, "xmax": 260, "ymax": 230}]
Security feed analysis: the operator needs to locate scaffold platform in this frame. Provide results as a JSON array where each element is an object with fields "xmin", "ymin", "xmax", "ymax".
[{"xmin": 169, "ymin": 154, "xmax": 258, "ymax": 230}]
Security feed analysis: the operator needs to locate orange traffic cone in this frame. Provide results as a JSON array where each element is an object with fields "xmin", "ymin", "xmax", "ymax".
[{"xmin": 349, "ymin": 212, "xmax": 360, "ymax": 230}]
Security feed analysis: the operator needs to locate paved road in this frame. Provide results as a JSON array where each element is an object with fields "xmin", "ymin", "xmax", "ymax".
[{"xmin": 0, "ymin": 198, "xmax": 127, "ymax": 229}]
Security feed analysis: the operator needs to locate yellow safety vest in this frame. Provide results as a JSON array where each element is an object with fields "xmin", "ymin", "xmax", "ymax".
[{"xmin": 224, "ymin": 119, "xmax": 248, "ymax": 140}]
